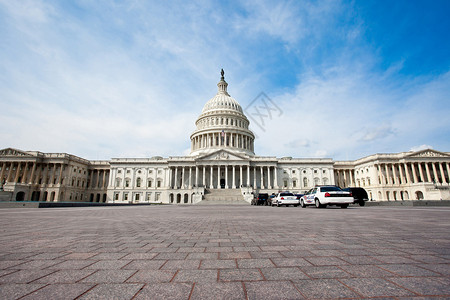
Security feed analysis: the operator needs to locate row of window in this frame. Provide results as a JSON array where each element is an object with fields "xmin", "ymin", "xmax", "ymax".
[
  {"xmin": 115, "ymin": 177, "xmax": 163, "ymax": 188},
  {"xmin": 197, "ymin": 116, "xmax": 248, "ymax": 130},
  {"xmin": 113, "ymin": 192, "xmax": 161, "ymax": 202}
]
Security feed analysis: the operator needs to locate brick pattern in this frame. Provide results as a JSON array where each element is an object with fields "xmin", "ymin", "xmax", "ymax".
[{"xmin": 0, "ymin": 206, "xmax": 449, "ymax": 299}]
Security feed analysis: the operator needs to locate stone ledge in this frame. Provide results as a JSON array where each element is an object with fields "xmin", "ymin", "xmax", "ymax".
[{"xmin": 364, "ymin": 200, "xmax": 450, "ymax": 206}]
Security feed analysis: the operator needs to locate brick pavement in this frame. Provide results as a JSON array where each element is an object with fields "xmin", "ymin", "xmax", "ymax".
[{"xmin": 0, "ymin": 205, "xmax": 449, "ymax": 299}]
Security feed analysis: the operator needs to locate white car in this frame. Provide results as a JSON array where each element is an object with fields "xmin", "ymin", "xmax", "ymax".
[
  {"xmin": 300, "ymin": 186, "xmax": 354, "ymax": 208},
  {"xmin": 272, "ymin": 192, "xmax": 299, "ymax": 207}
]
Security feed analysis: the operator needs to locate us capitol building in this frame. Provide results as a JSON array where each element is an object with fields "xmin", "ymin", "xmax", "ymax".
[{"xmin": 1, "ymin": 71, "xmax": 450, "ymax": 203}]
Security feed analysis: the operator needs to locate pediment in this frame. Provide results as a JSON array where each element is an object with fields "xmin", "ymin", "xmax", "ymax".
[
  {"xmin": 0, "ymin": 148, "xmax": 34, "ymax": 157},
  {"xmin": 407, "ymin": 149, "xmax": 450, "ymax": 158},
  {"xmin": 196, "ymin": 150, "xmax": 249, "ymax": 162}
]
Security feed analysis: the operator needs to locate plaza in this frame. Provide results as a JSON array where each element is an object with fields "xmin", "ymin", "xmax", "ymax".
[{"xmin": 0, "ymin": 205, "xmax": 449, "ymax": 299}]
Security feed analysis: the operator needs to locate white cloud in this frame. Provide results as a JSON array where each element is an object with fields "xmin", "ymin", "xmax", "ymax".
[{"xmin": 410, "ymin": 145, "xmax": 433, "ymax": 152}]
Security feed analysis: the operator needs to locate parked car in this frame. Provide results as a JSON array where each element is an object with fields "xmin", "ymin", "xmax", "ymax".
[
  {"xmin": 267, "ymin": 193, "xmax": 276, "ymax": 206},
  {"xmin": 272, "ymin": 192, "xmax": 299, "ymax": 207},
  {"xmin": 342, "ymin": 187, "xmax": 368, "ymax": 206},
  {"xmin": 300, "ymin": 186, "xmax": 353, "ymax": 208},
  {"xmin": 255, "ymin": 193, "xmax": 269, "ymax": 205}
]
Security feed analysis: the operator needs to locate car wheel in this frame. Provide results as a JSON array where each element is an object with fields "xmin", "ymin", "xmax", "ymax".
[
  {"xmin": 341, "ymin": 204, "xmax": 349, "ymax": 209},
  {"xmin": 315, "ymin": 199, "xmax": 324, "ymax": 208},
  {"xmin": 300, "ymin": 200, "xmax": 306, "ymax": 208},
  {"xmin": 359, "ymin": 201, "xmax": 365, "ymax": 207}
]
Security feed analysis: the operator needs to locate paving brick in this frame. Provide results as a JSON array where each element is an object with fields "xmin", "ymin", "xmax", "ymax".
[
  {"xmin": 33, "ymin": 270, "xmax": 95, "ymax": 283},
  {"xmin": 295, "ymin": 279, "xmax": 361, "ymax": 298},
  {"xmin": 245, "ymin": 281, "xmax": 304, "ymax": 300},
  {"xmin": 0, "ymin": 270, "xmax": 55, "ymax": 283},
  {"xmin": 261, "ymin": 267, "xmax": 309, "ymax": 281},
  {"xmin": 80, "ymin": 270, "xmax": 136, "ymax": 283},
  {"xmin": 300, "ymin": 265, "xmax": 351, "ymax": 279},
  {"xmin": 388, "ymin": 277, "xmax": 450, "ymax": 296},
  {"xmin": 134, "ymin": 282, "xmax": 192, "ymax": 299},
  {"xmin": 219, "ymin": 268, "xmax": 263, "ymax": 281},
  {"xmin": 339, "ymin": 277, "xmax": 415, "ymax": 297},
  {"xmin": 219, "ymin": 252, "xmax": 251, "ymax": 259},
  {"xmin": 161, "ymin": 259, "xmax": 201, "ymax": 270},
  {"xmin": 200, "ymin": 259, "xmax": 237, "ymax": 269},
  {"xmin": 126, "ymin": 269, "xmax": 176, "ymax": 283},
  {"xmin": 85, "ymin": 259, "xmax": 131, "ymax": 270},
  {"xmin": 21, "ymin": 283, "xmax": 94, "ymax": 300},
  {"xmin": 191, "ymin": 282, "xmax": 245, "ymax": 299},
  {"xmin": 79, "ymin": 283, "xmax": 143, "ymax": 300},
  {"xmin": 122, "ymin": 260, "xmax": 166, "ymax": 270},
  {"xmin": 237, "ymin": 258, "xmax": 275, "ymax": 268},
  {"xmin": 173, "ymin": 269, "xmax": 218, "ymax": 282},
  {"xmin": 0, "ymin": 284, "xmax": 45, "ymax": 299},
  {"xmin": 377, "ymin": 264, "xmax": 442, "ymax": 276},
  {"xmin": 271, "ymin": 257, "xmax": 312, "ymax": 267}
]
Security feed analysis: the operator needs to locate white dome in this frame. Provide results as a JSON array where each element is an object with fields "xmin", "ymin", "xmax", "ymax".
[{"xmin": 201, "ymin": 94, "xmax": 243, "ymax": 114}]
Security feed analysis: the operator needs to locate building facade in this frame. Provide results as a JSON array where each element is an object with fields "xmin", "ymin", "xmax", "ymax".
[{"xmin": 1, "ymin": 71, "xmax": 449, "ymax": 203}]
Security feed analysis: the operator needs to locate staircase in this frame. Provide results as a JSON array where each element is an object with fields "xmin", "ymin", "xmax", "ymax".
[{"xmin": 196, "ymin": 188, "xmax": 248, "ymax": 205}]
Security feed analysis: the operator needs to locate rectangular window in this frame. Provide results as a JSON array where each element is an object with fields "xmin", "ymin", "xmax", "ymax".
[
  {"xmin": 114, "ymin": 193, "xmax": 119, "ymax": 201},
  {"xmin": 124, "ymin": 193, "xmax": 128, "ymax": 201},
  {"xmin": 147, "ymin": 193, "xmax": 152, "ymax": 201},
  {"xmin": 157, "ymin": 180, "xmax": 161, "ymax": 188},
  {"xmin": 293, "ymin": 180, "xmax": 297, "ymax": 188},
  {"xmin": 156, "ymin": 193, "xmax": 161, "ymax": 201},
  {"xmin": 148, "ymin": 180, "xmax": 152, "ymax": 188}
]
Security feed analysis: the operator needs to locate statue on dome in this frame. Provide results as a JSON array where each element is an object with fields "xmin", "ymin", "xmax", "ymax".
[{"xmin": 221, "ymin": 68, "xmax": 224, "ymax": 79}]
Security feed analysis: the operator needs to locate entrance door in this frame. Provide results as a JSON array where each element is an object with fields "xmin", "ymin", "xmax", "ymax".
[
  {"xmin": 220, "ymin": 179, "xmax": 225, "ymax": 189},
  {"xmin": 16, "ymin": 192, "xmax": 25, "ymax": 201}
]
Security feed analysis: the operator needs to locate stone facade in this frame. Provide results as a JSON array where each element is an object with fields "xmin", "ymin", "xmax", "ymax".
[{"xmin": 1, "ymin": 72, "xmax": 449, "ymax": 203}]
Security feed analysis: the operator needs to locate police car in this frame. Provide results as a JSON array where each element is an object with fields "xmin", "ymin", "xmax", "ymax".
[{"xmin": 300, "ymin": 185, "xmax": 354, "ymax": 208}]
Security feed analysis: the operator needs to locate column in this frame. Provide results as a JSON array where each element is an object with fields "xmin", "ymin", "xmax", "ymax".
[
  {"xmin": 274, "ymin": 167, "xmax": 278, "ymax": 189},
  {"xmin": 398, "ymin": 163, "xmax": 405, "ymax": 184},
  {"xmin": 260, "ymin": 167, "xmax": 264, "ymax": 189},
  {"xmin": 6, "ymin": 162, "xmax": 13, "ymax": 182},
  {"xmin": 425, "ymin": 163, "xmax": 432, "ymax": 183},
  {"xmin": 432, "ymin": 163, "xmax": 438, "ymax": 183},
  {"xmin": 174, "ymin": 167, "xmax": 178, "ymax": 188},
  {"xmin": 239, "ymin": 166, "xmax": 243, "ymax": 188},
  {"xmin": 0, "ymin": 162, "xmax": 6, "ymax": 183},
  {"xmin": 225, "ymin": 166, "xmax": 228, "ymax": 188},
  {"xmin": 247, "ymin": 166, "xmax": 250, "ymax": 187},
  {"xmin": 232, "ymin": 165, "xmax": 236, "ymax": 188},
  {"xmin": 21, "ymin": 162, "xmax": 29, "ymax": 184},
  {"xmin": 103, "ymin": 170, "xmax": 107, "ymax": 188},
  {"xmin": 343, "ymin": 169, "xmax": 348, "ymax": 187},
  {"xmin": 267, "ymin": 166, "xmax": 271, "ymax": 189},
  {"xmin": 49, "ymin": 163, "xmax": 56, "ymax": 185},
  {"xmin": 439, "ymin": 163, "xmax": 447, "ymax": 184},
  {"xmin": 189, "ymin": 167, "xmax": 192, "ymax": 188},
  {"xmin": 14, "ymin": 162, "xmax": 21, "ymax": 183},
  {"xmin": 446, "ymin": 163, "xmax": 450, "ymax": 184},
  {"xmin": 411, "ymin": 163, "xmax": 418, "ymax": 183},
  {"xmin": 195, "ymin": 166, "xmax": 198, "ymax": 187},
  {"xmin": 392, "ymin": 164, "xmax": 398, "ymax": 185},
  {"xmin": 181, "ymin": 167, "xmax": 185, "ymax": 188},
  {"xmin": 417, "ymin": 163, "xmax": 424, "ymax": 183},
  {"xmin": 404, "ymin": 163, "xmax": 410, "ymax": 184},
  {"xmin": 202, "ymin": 166, "xmax": 205, "ymax": 187},
  {"xmin": 253, "ymin": 167, "xmax": 257, "ymax": 188},
  {"xmin": 210, "ymin": 166, "xmax": 213, "ymax": 188},
  {"xmin": 27, "ymin": 162, "xmax": 34, "ymax": 184}
]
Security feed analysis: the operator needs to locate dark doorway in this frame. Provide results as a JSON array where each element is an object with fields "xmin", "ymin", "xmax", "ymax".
[
  {"xmin": 16, "ymin": 192, "xmax": 25, "ymax": 201},
  {"xmin": 220, "ymin": 179, "xmax": 225, "ymax": 189}
]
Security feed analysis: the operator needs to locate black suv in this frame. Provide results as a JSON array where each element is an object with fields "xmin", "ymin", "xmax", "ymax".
[
  {"xmin": 255, "ymin": 193, "xmax": 269, "ymax": 205},
  {"xmin": 342, "ymin": 187, "xmax": 369, "ymax": 206}
]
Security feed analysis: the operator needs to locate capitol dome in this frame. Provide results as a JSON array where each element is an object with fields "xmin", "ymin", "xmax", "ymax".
[{"xmin": 190, "ymin": 70, "xmax": 255, "ymax": 156}]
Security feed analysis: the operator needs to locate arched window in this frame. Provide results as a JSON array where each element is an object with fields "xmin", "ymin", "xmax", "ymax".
[{"xmin": 136, "ymin": 177, "xmax": 141, "ymax": 187}]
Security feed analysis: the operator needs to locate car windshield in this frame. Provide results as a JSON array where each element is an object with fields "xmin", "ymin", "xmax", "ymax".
[
  {"xmin": 280, "ymin": 192, "xmax": 294, "ymax": 196},
  {"xmin": 320, "ymin": 186, "xmax": 342, "ymax": 192}
]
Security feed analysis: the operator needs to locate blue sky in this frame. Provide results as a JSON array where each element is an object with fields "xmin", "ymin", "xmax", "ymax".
[{"xmin": 1, "ymin": 0, "xmax": 449, "ymax": 160}]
